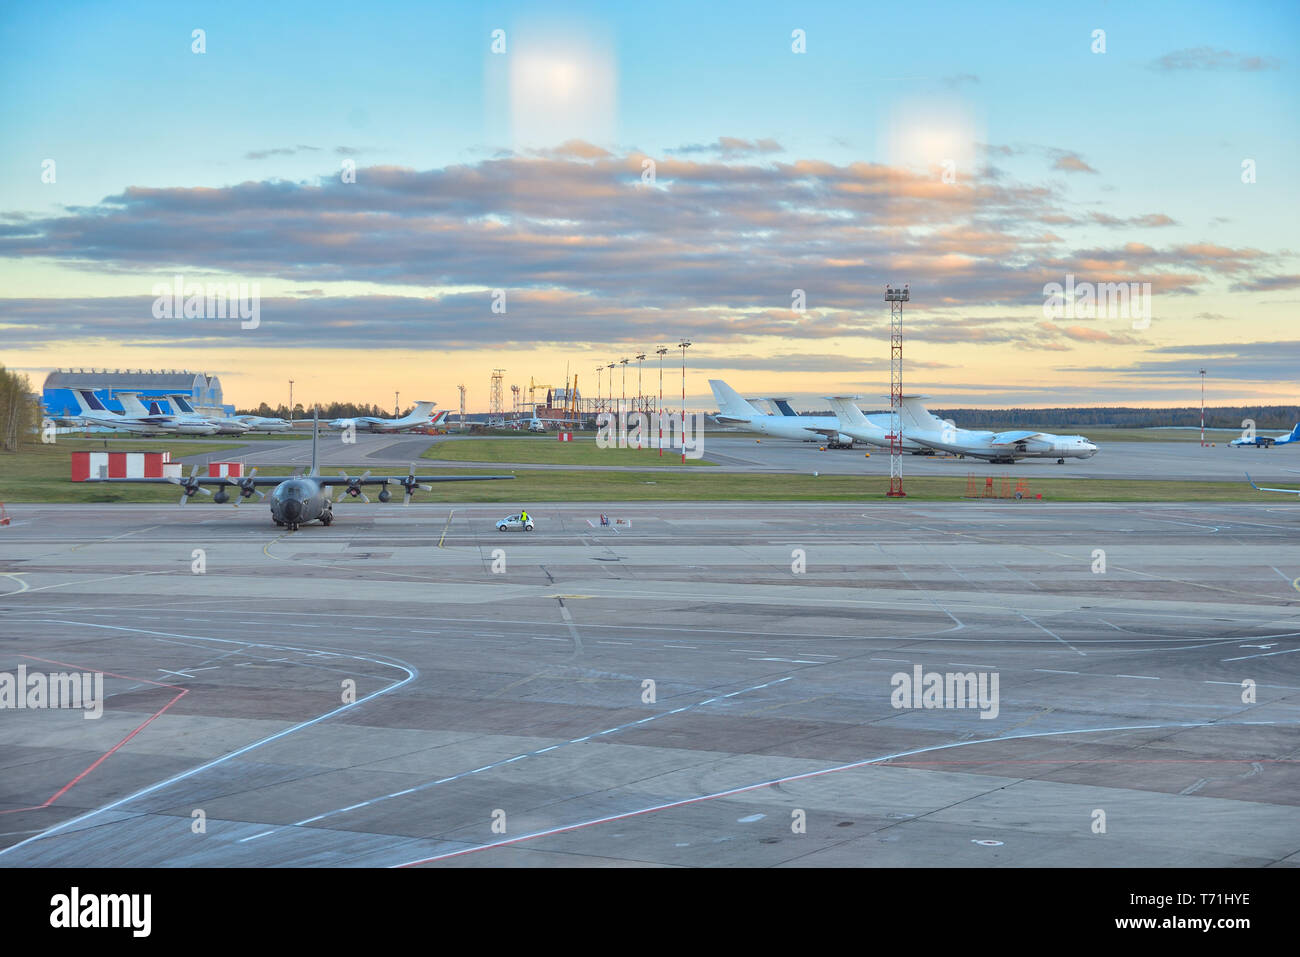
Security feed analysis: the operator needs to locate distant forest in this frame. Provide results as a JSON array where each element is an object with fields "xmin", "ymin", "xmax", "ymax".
[
  {"xmin": 800, "ymin": 406, "xmax": 1300, "ymax": 430},
  {"xmin": 235, "ymin": 401, "xmax": 406, "ymax": 419}
]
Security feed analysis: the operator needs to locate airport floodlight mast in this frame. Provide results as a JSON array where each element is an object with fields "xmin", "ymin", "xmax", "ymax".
[
  {"xmin": 885, "ymin": 284, "xmax": 909, "ymax": 497},
  {"xmin": 490, "ymin": 369, "xmax": 504, "ymax": 423},
  {"xmin": 620, "ymin": 357, "xmax": 629, "ymax": 417},
  {"xmin": 457, "ymin": 384, "xmax": 466, "ymax": 431},
  {"xmin": 607, "ymin": 362, "xmax": 615, "ymax": 414},
  {"xmin": 635, "ymin": 353, "xmax": 646, "ymax": 448},
  {"xmin": 1200, "ymin": 368, "xmax": 1207, "ymax": 447},
  {"xmin": 656, "ymin": 346, "xmax": 669, "ymax": 456},
  {"xmin": 395, "ymin": 391, "xmax": 400, "ymax": 417},
  {"xmin": 678, "ymin": 339, "xmax": 692, "ymax": 464},
  {"xmin": 596, "ymin": 365, "xmax": 603, "ymax": 414}
]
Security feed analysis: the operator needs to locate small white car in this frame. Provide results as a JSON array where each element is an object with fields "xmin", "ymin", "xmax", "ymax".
[{"xmin": 496, "ymin": 513, "xmax": 535, "ymax": 532}]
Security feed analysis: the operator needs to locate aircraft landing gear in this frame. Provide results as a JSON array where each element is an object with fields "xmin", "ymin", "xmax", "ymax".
[
  {"xmin": 274, "ymin": 519, "xmax": 285, "ymax": 526},
  {"xmin": 1057, "ymin": 457, "xmax": 1065, "ymax": 464},
  {"xmin": 321, "ymin": 510, "xmax": 333, "ymax": 526}
]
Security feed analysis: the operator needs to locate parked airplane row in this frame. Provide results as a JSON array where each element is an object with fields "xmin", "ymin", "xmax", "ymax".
[
  {"xmin": 58, "ymin": 390, "xmax": 445, "ymax": 436},
  {"xmin": 86, "ymin": 411, "xmax": 511, "ymax": 529},
  {"xmin": 709, "ymin": 379, "xmax": 1098, "ymax": 464}
]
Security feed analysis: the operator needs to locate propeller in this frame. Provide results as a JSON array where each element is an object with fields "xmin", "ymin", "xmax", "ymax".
[
  {"xmin": 167, "ymin": 465, "xmax": 212, "ymax": 505},
  {"xmin": 232, "ymin": 468, "xmax": 264, "ymax": 507},
  {"xmin": 398, "ymin": 464, "xmax": 432, "ymax": 505},
  {"xmin": 334, "ymin": 470, "xmax": 371, "ymax": 503}
]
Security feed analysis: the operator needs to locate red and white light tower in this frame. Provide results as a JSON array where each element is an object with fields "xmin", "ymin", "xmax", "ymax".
[{"xmin": 885, "ymin": 284, "xmax": 909, "ymax": 497}]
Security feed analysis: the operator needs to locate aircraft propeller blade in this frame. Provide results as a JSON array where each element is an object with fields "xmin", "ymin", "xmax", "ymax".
[
  {"xmin": 399, "ymin": 464, "xmax": 433, "ymax": 505},
  {"xmin": 335, "ymin": 469, "xmax": 372, "ymax": 503}
]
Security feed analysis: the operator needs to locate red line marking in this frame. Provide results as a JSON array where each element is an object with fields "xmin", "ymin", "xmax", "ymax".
[{"xmin": 0, "ymin": 655, "xmax": 189, "ymax": 815}]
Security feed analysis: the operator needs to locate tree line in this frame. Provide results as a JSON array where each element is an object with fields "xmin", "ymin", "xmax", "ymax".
[
  {"xmin": 234, "ymin": 401, "xmax": 415, "ymax": 419},
  {"xmin": 0, "ymin": 365, "xmax": 41, "ymax": 452}
]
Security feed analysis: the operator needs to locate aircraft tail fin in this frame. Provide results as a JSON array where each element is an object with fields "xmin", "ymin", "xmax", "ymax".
[
  {"xmin": 71, "ymin": 389, "xmax": 101, "ymax": 414},
  {"xmin": 1290, "ymin": 424, "xmax": 1300, "ymax": 442},
  {"xmin": 826, "ymin": 397, "xmax": 870, "ymax": 429},
  {"xmin": 310, "ymin": 408, "xmax": 320, "ymax": 476},
  {"xmin": 410, "ymin": 400, "xmax": 436, "ymax": 420},
  {"xmin": 899, "ymin": 396, "xmax": 946, "ymax": 432},
  {"xmin": 168, "ymin": 393, "xmax": 198, "ymax": 414},
  {"xmin": 116, "ymin": 392, "xmax": 151, "ymax": 417},
  {"xmin": 709, "ymin": 380, "xmax": 761, "ymax": 421}
]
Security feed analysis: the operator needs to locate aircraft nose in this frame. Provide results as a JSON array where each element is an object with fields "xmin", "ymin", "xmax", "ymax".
[{"xmin": 282, "ymin": 499, "xmax": 302, "ymax": 521}]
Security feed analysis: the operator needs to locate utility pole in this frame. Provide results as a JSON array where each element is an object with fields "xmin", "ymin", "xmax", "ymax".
[
  {"xmin": 656, "ymin": 346, "xmax": 668, "ymax": 456},
  {"xmin": 678, "ymin": 339, "xmax": 691, "ymax": 465}
]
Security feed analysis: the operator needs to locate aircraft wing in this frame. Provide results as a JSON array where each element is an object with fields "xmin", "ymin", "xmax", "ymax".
[
  {"xmin": 804, "ymin": 426, "xmax": 841, "ymax": 439},
  {"xmin": 84, "ymin": 476, "xmax": 288, "ymax": 486},
  {"xmin": 328, "ymin": 474, "xmax": 514, "ymax": 486},
  {"xmin": 1246, "ymin": 473, "xmax": 1300, "ymax": 495},
  {"xmin": 989, "ymin": 430, "xmax": 1045, "ymax": 446}
]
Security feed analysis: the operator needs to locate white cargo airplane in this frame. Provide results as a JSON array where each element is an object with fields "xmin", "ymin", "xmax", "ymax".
[
  {"xmin": 115, "ymin": 392, "xmax": 221, "ymax": 435},
  {"xmin": 826, "ymin": 397, "xmax": 931, "ymax": 451},
  {"xmin": 329, "ymin": 400, "xmax": 439, "ymax": 433},
  {"xmin": 897, "ymin": 396, "xmax": 1098, "ymax": 464},
  {"xmin": 233, "ymin": 414, "xmax": 293, "ymax": 433},
  {"xmin": 710, "ymin": 380, "xmax": 857, "ymax": 447},
  {"xmin": 165, "ymin": 394, "xmax": 251, "ymax": 434},
  {"xmin": 66, "ymin": 389, "xmax": 172, "ymax": 434}
]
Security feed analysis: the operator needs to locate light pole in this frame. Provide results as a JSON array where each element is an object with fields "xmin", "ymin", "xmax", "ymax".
[
  {"xmin": 288, "ymin": 379, "xmax": 294, "ymax": 421},
  {"xmin": 678, "ymin": 339, "xmax": 691, "ymax": 464},
  {"xmin": 607, "ymin": 363, "xmax": 615, "ymax": 418},
  {"xmin": 395, "ymin": 391, "xmax": 400, "ymax": 417},
  {"xmin": 596, "ymin": 365, "xmax": 603, "ymax": 416},
  {"xmin": 635, "ymin": 353, "xmax": 646, "ymax": 448},
  {"xmin": 656, "ymin": 346, "xmax": 668, "ymax": 456},
  {"xmin": 620, "ymin": 357, "xmax": 629, "ymax": 422},
  {"xmin": 1200, "ymin": 368, "xmax": 1207, "ymax": 446}
]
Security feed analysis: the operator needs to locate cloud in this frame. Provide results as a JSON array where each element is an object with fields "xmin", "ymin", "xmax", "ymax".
[
  {"xmin": 1152, "ymin": 47, "xmax": 1282, "ymax": 72},
  {"xmin": 670, "ymin": 137, "xmax": 783, "ymax": 157},
  {"xmin": 1089, "ymin": 213, "xmax": 1177, "ymax": 228},
  {"xmin": 1229, "ymin": 274, "xmax": 1300, "ymax": 292},
  {"xmin": 244, "ymin": 145, "xmax": 322, "ymax": 160},
  {"xmin": 0, "ymin": 148, "xmax": 1291, "ymax": 354},
  {"xmin": 1050, "ymin": 151, "xmax": 1098, "ymax": 174}
]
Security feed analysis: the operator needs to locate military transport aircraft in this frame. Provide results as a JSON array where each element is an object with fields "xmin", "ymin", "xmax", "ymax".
[{"xmin": 87, "ymin": 411, "xmax": 513, "ymax": 529}]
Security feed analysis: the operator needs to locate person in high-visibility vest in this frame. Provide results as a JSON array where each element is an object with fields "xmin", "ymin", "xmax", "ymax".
[{"xmin": 521, "ymin": 509, "xmax": 529, "ymax": 525}]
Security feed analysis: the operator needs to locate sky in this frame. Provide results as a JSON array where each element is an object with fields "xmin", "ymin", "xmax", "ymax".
[{"xmin": 1, "ymin": 0, "xmax": 1297, "ymax": 412}]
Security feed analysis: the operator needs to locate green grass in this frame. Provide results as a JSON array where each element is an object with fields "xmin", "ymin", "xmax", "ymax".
[
  {"xmin": 422, "ymin": 436, "xmax": 716, "ymax": 466},
  {"xmin": 0, "ymin": 439, "xmax": 1282, "ymax": 504},
  {"xmin": 0, "ymin": 439, "xmax": 248, "ymax": 503}
]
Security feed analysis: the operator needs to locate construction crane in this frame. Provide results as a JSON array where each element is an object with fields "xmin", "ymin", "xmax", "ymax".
[{"xmin": 528, "ymin": 377, "xmax": 554, "ymax": 411}]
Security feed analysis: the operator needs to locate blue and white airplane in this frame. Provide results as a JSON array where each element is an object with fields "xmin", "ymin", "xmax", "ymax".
[{"xmin": 1230, "ymin": 424, "xmax": 1300, "ymax": 449}]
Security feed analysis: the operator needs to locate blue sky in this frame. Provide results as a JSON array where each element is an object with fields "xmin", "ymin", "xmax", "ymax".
[{"xmin": 2, "ymin": 0, "xmax": 1297, "ymax": 408}]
